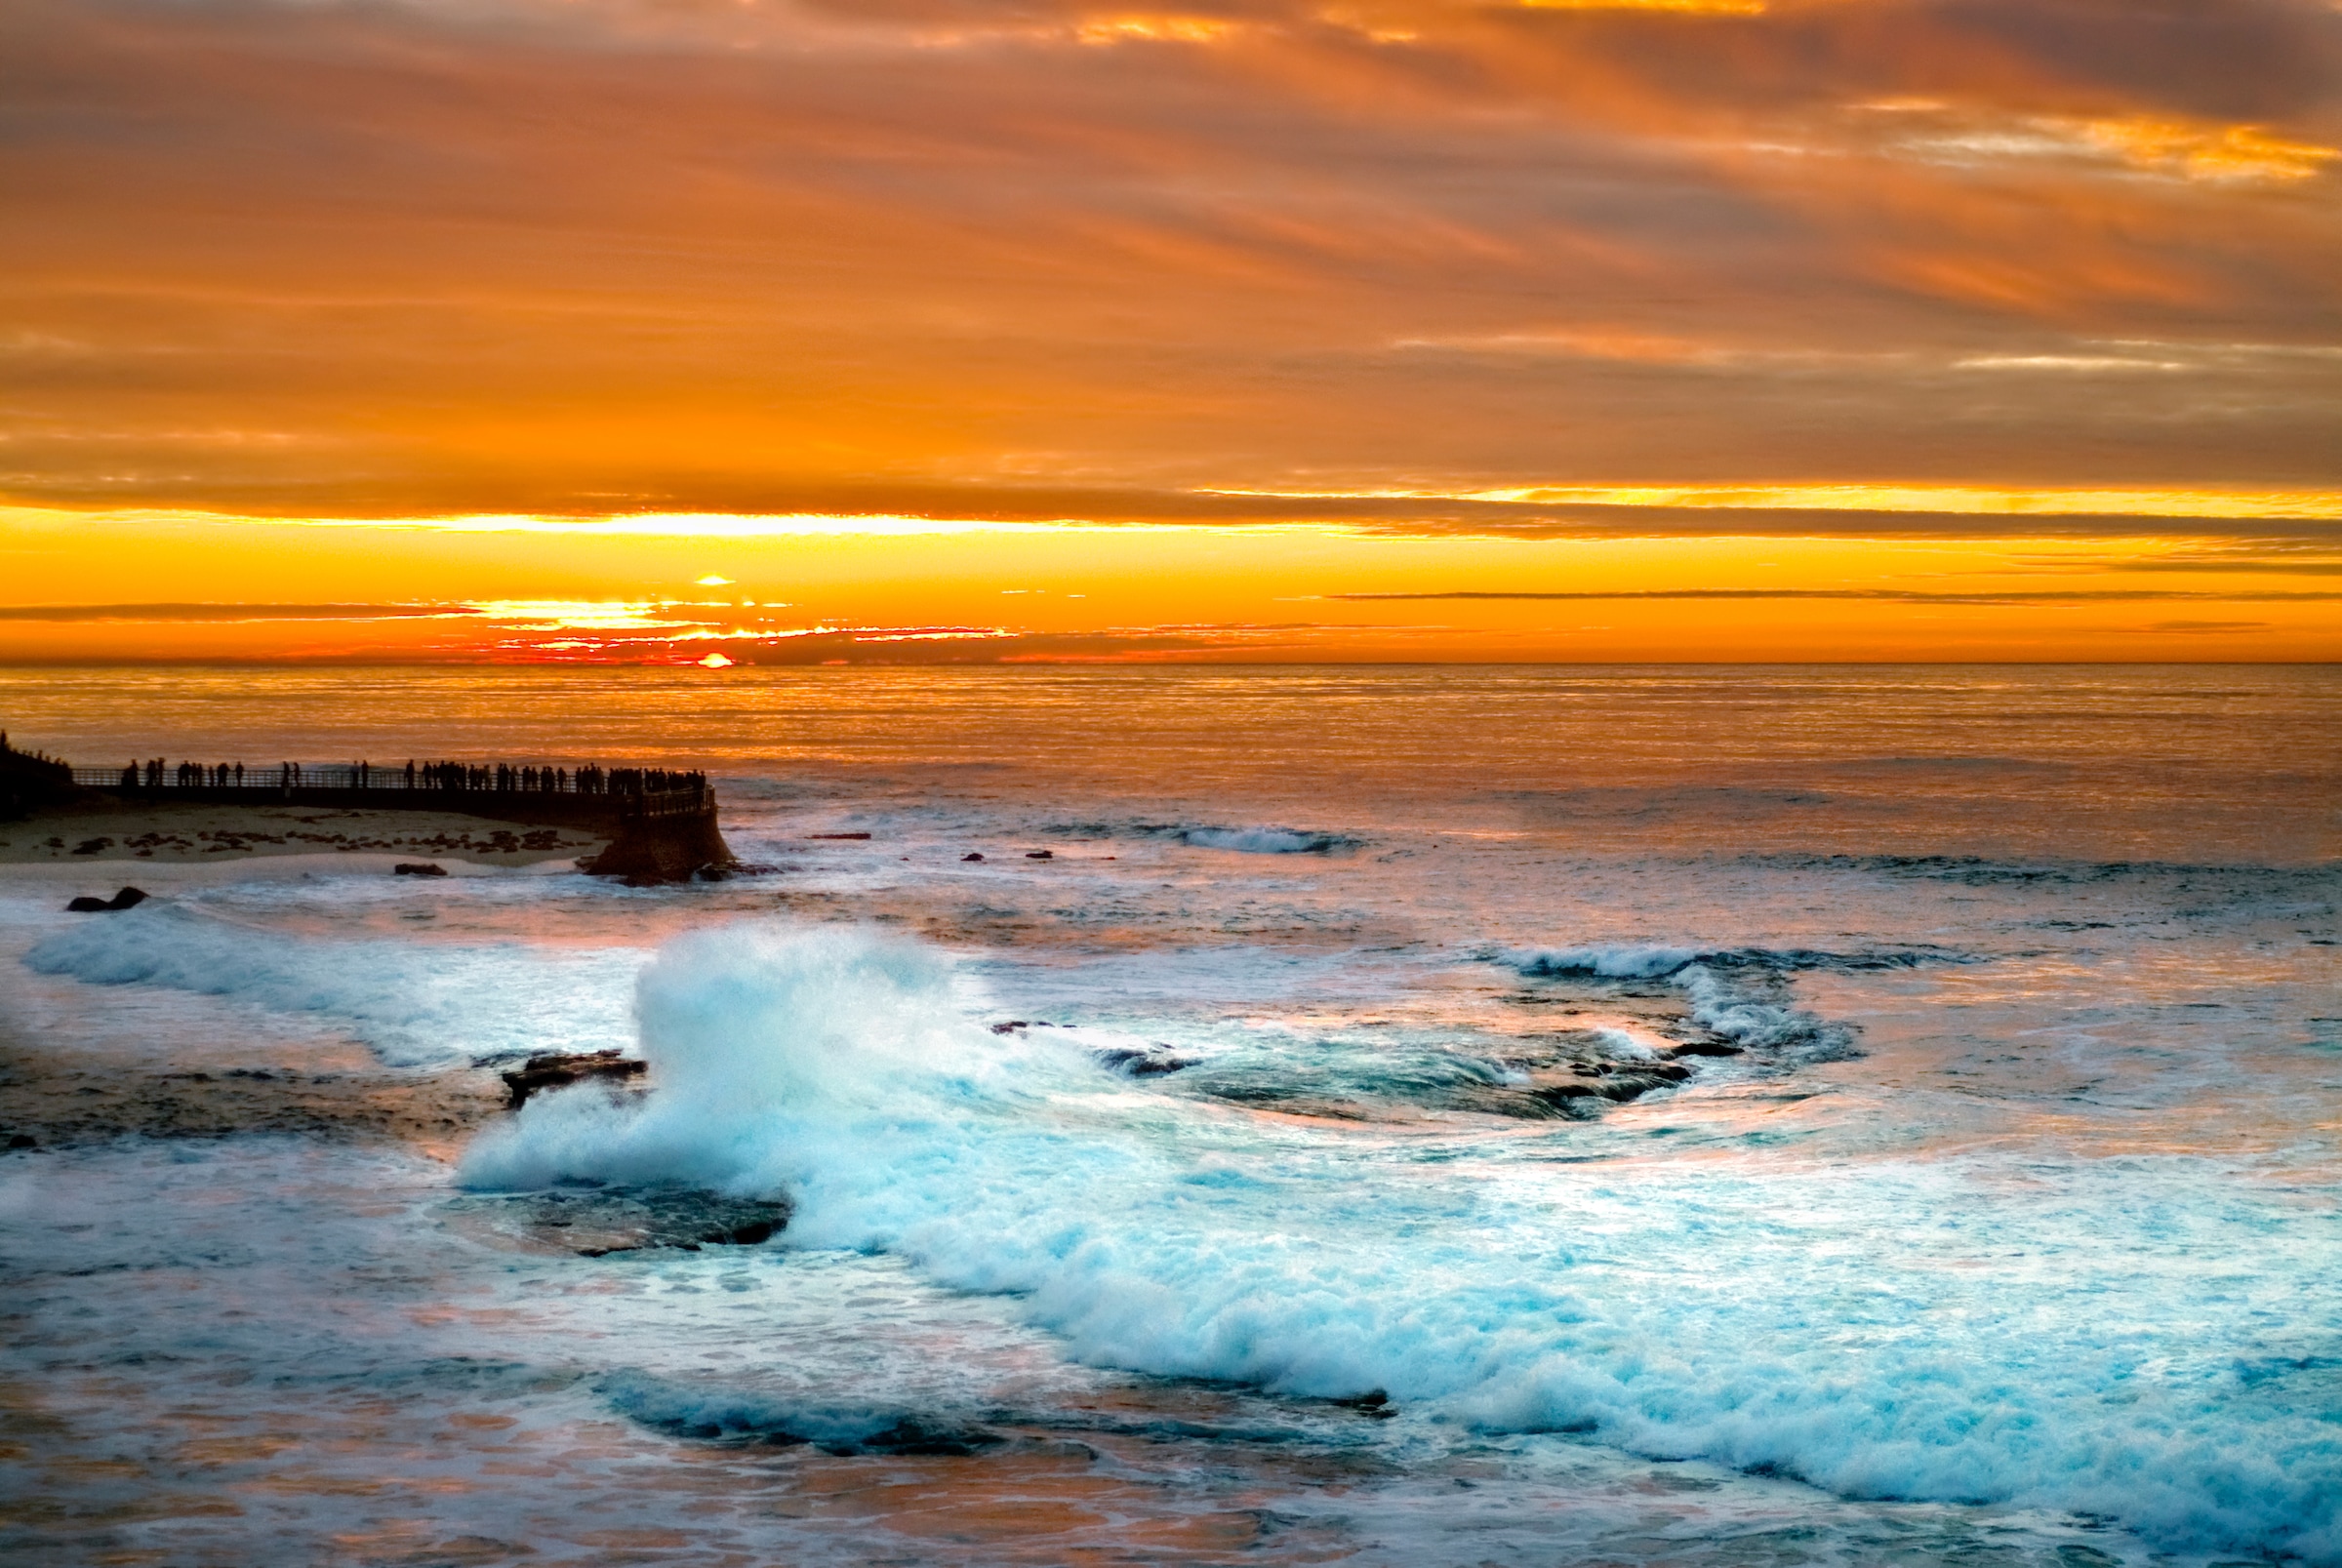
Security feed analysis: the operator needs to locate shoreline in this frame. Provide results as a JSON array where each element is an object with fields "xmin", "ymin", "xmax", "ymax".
[{"xmin": 0, "ymin": 798, "xmax": 606, "ymax": 869}]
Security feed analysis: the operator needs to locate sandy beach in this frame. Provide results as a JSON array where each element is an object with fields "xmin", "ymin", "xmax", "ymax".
[{"xmin": 0, "ymin": 800, "xmax": 606, "ymax": 869}]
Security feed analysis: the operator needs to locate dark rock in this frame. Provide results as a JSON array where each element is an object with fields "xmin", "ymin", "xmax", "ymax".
[
  {"xmin": 65, "ymin": 887, "xmax": 148, "ymax": 913},
  {"xmin": 70, "ymin": 837, "xmax": 112, "ymax": 856},
  {"xmin": 393, "ymin": 861, "xmax": 449, "ymax": 876},
  {"xmin": 843, "ymin": 1420, "xmax": 1003, "ymax": 1457},
  {"xmin": 0, "ymin": 738, "xmax": 78, "ymax": 821},
  {"xmin": 1664, "ymin": 1041, "xmax": 1744, "ymax": 1058},
  {"xmin": 1025, "ymin": 849, "xmax": 1053, "ymax": 860},
  {"xmin": 1528, "ymin": 1082, "xmax": 1601, "ymax": 1106},
  {"xmin": 1094, "ymin": 1047, "xmax": 1196, "ymax": 1077},
  {"xmin": 806, "ymin": 831, "xmax": 871, "ymax": 840},
  {"xmin": 586, "ymin": 799, "xmax": 737, "ymax": 884},
  {"xmin": 442, "ymin": 1186, "xmax": 791, "ymax": 1257},
  {"xmin": 1334, "ymin": 1388, "xmax": 1395, "ymax": 1418},
  {"xmin": 5, "ymin": 1133, "xmax": 36, "ymax": 1150},
  {"xmin": 990, "ymin": 1021, "xmax": 1030, "ymax": 1034},
  {"xmin": 609, "ymin": 1387, "xmax": 997, "ymax": 1455},
  {"xmin": 501, "ymin": 1050, "xmax": 648, "ymax": 1108},
  {"xmin": 961, "ymin": 852, "xmax": 985, "ymax": 862}
]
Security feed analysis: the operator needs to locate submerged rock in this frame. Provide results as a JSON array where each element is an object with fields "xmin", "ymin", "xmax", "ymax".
[
  {"xmin": 442, "ymin": 1186, "xmax": 791, "ymax": 1258},
  {"xmin": 64, "ymin": 886, "xmax": 148, "ymax": 913},
  {"xmin": 600, "ymin": 1373, "xmax": 1001, "ymax": 1454},
  {"xmin": 393, "ymin": 861, "xmax": 449, "ymax": 876},
  {"xmin": 1094, "ymin": 1046, "xmax": 1196, "ymax": 1077}
]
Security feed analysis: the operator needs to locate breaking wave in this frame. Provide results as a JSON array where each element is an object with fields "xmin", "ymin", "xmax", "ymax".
[
  {"xmin": 1179, "ymin": 826, "xmax": 1350, "ymax": 854},
  {"xmin": 458, "ymin": 922, "xmax": 2340, "ymax": 1563}
]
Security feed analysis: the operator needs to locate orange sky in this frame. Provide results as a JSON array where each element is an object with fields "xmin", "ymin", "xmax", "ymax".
[{"xmin": 4, "ymin": 0, "xmax": 2339, "ymax": 661}]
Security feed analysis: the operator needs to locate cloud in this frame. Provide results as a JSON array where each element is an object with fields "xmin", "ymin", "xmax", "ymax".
[
  {"xmin": 2, "ymin": 0, "xmax": 2338, "ymax": 531},
  {"xmin": 1327, "ymin": 587, "xmax": 2342, "ymax": 604},
  {"xmin": 0, "ymin": 602, "xmax": 476, "ymax": 622}
]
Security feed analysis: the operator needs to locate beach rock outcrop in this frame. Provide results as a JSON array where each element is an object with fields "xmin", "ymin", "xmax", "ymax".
[
  {"xmin": 393, "ymin": 862, "xmax": 449, "ymax": 876},
  {"xmin": 0, "ymin": 734, "xmax": 78, "ymax": 820},
  {"xmin": 585, "ymin": 798, "xmax": 736, "ymax": 884},
  {"xmin": 65, "ymin": 887, "xmax": 149, "ymax": 913},
  {"xmin": 500, "ymin": 1049, "xmax": 647, "ymax": 1108}
]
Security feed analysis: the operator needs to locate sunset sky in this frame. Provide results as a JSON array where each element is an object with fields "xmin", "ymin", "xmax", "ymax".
[{"xmin": 5, "ymin": 0, "xmax": 2339, "ymax": 662}]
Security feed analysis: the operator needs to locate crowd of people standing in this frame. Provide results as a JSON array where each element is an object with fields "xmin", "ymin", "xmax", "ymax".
[{"xmin": 113, "ymin": 759, "xmax": 706, "ymax": 796}]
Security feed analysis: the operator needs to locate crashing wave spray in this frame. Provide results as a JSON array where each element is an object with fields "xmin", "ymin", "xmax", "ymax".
[{"xmin": 460, "ymin": 923, "xmax": 2342, "ymax": 1564}]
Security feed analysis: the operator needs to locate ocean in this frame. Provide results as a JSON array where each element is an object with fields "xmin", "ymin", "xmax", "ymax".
[{"xmin": 2, "ymin": 664, "xmax": 2337, "ymax": 1566}]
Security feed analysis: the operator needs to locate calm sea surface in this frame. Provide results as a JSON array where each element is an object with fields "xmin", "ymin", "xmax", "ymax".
[{"xmin": 3, "ymin": 665, "xmax": 2337, "ymax": 1566}]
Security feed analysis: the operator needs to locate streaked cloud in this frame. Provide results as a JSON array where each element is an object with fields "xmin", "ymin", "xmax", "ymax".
[
  {"xmin": 0, "ymin": 602, "xmax": 476, "ymax": 622},
  {"xmin": 2067, "ymin": 118, "xmax": 2339, "ymax": 183},
  {"xmin": 1328, "ymin": 587, "xmax": 2342, "ymax": 604},
  {"xmin": 4, "ymin": 0, "xmax": 2340, "ymax": 658},
  {"xmin": 1212, "ymin": 483, "xmax": 2342, "ymax": 524}
]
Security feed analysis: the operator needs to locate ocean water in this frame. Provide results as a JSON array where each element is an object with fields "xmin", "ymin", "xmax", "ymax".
[{"xmin": 2, "ymin": 664, "xmax": 2338, "ymax": 1566}]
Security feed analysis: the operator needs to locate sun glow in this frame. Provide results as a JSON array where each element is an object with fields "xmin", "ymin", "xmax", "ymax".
[{"xmin": 2067, "ymin": 118, "xmax": 2342, "ymax": 182}]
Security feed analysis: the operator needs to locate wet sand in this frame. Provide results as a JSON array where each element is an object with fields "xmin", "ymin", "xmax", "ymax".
[{"xmin": 0, "ymin": 800, "xmax": 605, "ymax": 868}]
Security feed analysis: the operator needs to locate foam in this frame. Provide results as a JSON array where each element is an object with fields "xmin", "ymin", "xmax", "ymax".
[
  {"xmin": 21, "ymin": 901, "xmax": 634, "ymax": 1066},
  {"xmin": 1505, "ymin": 945, "xmax": 1858, "ymax": 1059},
  {"xmin": 459, "ymin": 924, "xmax": 1075, "ymax": 1198},
  {"xmin": 1180, "ymin": 826, "xmax": 1346, "ymax": 854},
  {"xmin": 458, "ymin": 922, "xmax": 2342, "ymax": 1562}
]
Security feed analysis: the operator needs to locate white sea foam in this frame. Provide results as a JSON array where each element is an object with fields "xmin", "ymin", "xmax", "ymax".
[
  {"xmin": 1512, "ymin": 943, "xmax": 1716, "ymax": 979},
  {"xmin": 21, "ymin": 902, "xmax": 634, "ymax": 1066},
  {"xmin": 1180, "ymin": 826, "xmax": 1344, "ymax": 854},
  {"xmin": 1506, "ymin": 945, "xmax": 1858, "ymax": 1058},
  {"xmin": 458, "ymin": 922, "xmax": 2341, "ymax": 1563},
  {"xmin": 460, "ymin": 924, "xmax": 1072, "ymax": 1196}
]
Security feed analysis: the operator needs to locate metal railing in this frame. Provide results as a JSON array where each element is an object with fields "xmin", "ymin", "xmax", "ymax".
[{"xmin": 72, "ymin": 760, "xmax": 709, "ymax": 805}]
